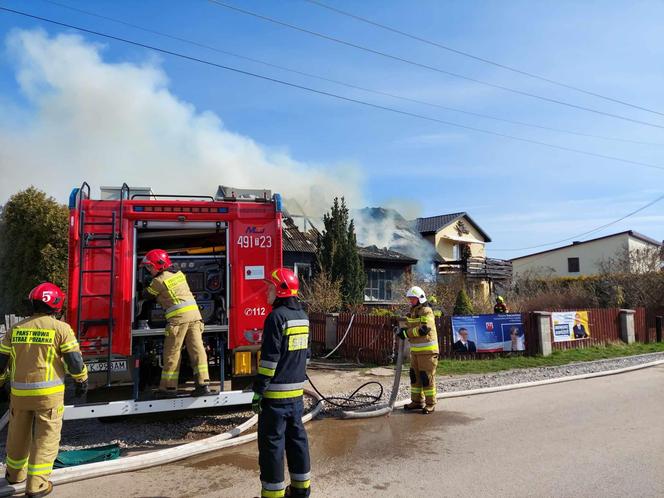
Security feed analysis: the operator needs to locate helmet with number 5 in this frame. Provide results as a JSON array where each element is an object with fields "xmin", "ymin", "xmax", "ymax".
[
  {"xmin": 29, "ymin": 282, "xmax": 65, "ymax": 312},
  {"xmin": 140, "ymin": 248, "xmax": 172, "ymax": 273},
  {"xmin": 267, "ymin": 268, "xmax": 299, "ymax": 298}
]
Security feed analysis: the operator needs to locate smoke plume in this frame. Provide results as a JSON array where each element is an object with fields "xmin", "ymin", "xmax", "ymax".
[{"xmin": 0, "ymin": 29, "xmax": 361, "ymax": 215}]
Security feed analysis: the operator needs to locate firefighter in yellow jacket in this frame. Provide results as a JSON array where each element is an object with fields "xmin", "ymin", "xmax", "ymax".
[
  {"xmin": 0, "ymin": 283, "xmax": 88, "ymax": 497},
  {"xmin": 140, "ymin": 249, "xmax": 210, "ymax": 397},
  {"xmin": 397, "ymin": 286, "xmax": 439, "ymax": 414}
]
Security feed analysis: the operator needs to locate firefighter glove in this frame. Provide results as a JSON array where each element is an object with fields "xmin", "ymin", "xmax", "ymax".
[
  {"xmin": 75, "ymin": 380, "xmax": 88, "ymax": 398},
  {"xmin": 396, "ymin": 328, "xmax": 407, "ymax": 340},
  {"xmin": 252, "ymin": 392, "xmax": 262, "ymax": 415}
]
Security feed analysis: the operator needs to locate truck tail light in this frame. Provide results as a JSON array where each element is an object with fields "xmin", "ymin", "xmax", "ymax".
[{"xmin": 233, "ymin": 351, "xmax": 252, "ymax": 376}]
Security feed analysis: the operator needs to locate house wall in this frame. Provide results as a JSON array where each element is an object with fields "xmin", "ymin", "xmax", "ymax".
[
  {"xmin": 283, "ymin": 252, "xmax": 316, "ymax": 280},
  {"xmin": 434, "ymin": 217, "xmax": 486, "ymax": 260},
  {"xmin": 512, "ymin": 235, "xmax": 634, "ymax": 277},
  {"xmin": 627, "ymin": 236, "xmax": 661, "ymax": 272}
]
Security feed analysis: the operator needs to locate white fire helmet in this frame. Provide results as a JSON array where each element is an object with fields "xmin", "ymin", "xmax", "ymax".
[{"xmin": 406, "ymin": 286, "xmax": 427, "ymax": 304}]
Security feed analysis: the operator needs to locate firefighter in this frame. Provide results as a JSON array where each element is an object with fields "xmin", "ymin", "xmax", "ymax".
[
  {"xmin": 397, "ymin": 286, "xmax": 439, "ymax": 414},
  {"xmin": 0, "ymin": 283, "xmax": 88, "ymax": 497},
  {"xmin": 252, "ymin": 268, "xmax": 311, "ymax": 498},
  {"xmin": 140, "ymin": 249, "xmax": 210, "ymax": 397},
  {"xmin": 494, "ymin": 296, "xmax": 508, "ymax": 314}
]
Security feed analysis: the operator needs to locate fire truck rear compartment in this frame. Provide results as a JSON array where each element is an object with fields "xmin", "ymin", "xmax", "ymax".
[
  {"xmin": 134, "ymin": 226, "xmax": 228, "ymax": 329},
  {"xmin": 130, "ymin": 225, "xmax": 229, "ymax": 392}
]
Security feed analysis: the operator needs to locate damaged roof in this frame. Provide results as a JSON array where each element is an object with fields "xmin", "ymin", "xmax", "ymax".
[
  {"xmin": 282, "ymin": 218, "xmax": 417, "ymax": 265},
  {"xmin": 358, "ymin": 245, "xmax": 418, "ymax": 264},
  {"xmin": 282, "ymin": 217, "xmax": 318, "ymax": 254}
]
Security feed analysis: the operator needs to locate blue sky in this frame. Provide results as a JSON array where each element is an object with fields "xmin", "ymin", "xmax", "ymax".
[{"xmin": 0, "ymin": 0, "xmax": 662, "ymax": 259}]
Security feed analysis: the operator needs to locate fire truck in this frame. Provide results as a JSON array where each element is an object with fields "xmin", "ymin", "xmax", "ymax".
[{"xmin": 63, "ymin": 182, "xmax": 283, "ymax": 419}]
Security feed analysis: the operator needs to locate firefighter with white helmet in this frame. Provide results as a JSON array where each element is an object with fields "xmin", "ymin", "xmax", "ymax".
[
  {"xmin": 397, "ymin": 286, "xmax": 439, "ymax": 414},
  {"xmin": 140, "ymin": 248, "xmax": 210, "ymax": 397},
  {"xmin": 0, "ymin": 283, "xmax": 88, "ymax": 497},
  {"xmin": 253, "ymin": 268, "xmax": 311, "ymax": 498}
]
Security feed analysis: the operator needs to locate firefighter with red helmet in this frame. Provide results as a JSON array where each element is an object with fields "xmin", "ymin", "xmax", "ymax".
[
  {"xmin": 0, "ymin": 283, "xmax": 87, "ymax": 497},
  {"xmin": 252, "ymin": 268, "xmax": 311, "ymax": 498},
  {"xmin": 397, "ymin": 286, "xmax": 439, "ymax": 414},
  {"xmin": 140, "ymin": 249, "xmax": 210, "ymax": 397}
]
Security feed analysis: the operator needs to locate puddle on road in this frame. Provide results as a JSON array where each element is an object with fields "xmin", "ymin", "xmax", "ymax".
[
  {"xmin": 187, "ymin": 409, "xmax": 479, "ymax": 472},
  {"xmin": 311, "ymin": 410, "xmax": 478, "ymax": 461}
]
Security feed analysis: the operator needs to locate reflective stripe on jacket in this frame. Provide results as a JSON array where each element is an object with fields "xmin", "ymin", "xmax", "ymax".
[
  {"xmin": 0, "ymin": 314, "xmax": 88, "ymax": 408},
  {"xmin": 401, "ymin": 304, "xmax": 439, "ymax": 355},
  {"xmin": 145, "ymin": 270, "xmax": 202, "ymax": 324},
  {"xmin": 254, "ymin": 299, "xmax": 309, "ymax": 402}
]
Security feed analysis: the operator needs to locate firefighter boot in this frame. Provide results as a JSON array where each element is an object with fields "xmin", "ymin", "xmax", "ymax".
[
  {"xmin": 154, "ymin": 388, "xmax": 179, "ymax": 399},
  {"xmin": 422, "ymin": 405, "xmax": 435, "ymax": 415},
  {"xmin": 403, "ymin": 401, "xmax": 424, "ymax": 411},
  {"xmin": 192, "ymin": 384, "xmax": 211, "ymax": 397},
  {"xmin": 5, "ymin": 472, "xmax": 25, "ymax": 485},
  {"xmin": 26, "ymin": 481, "xmax": 52, "ymax": 498}
]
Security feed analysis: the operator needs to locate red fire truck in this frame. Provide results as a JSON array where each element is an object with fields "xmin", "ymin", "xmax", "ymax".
[{"xmin": 64, "ymin": 182, "xmax": 283, "ymax": 419}]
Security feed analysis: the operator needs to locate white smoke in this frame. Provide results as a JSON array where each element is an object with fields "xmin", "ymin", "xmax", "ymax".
[
  {"xmin": 354, "ymin": 207, "xmax": 438, "ymax": 277},
  {"xmin": 0, "ymin": 29, "xmax": 361, "ymax": 215},
  {"xmin": 0, "ymin": 29, "xmax": 441, "ymax": 270}
]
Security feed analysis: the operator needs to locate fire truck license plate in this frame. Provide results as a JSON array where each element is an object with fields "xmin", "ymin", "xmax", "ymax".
[{"xmin": 85, "ymin": 360, "xmax": 128, "ymax": 373}]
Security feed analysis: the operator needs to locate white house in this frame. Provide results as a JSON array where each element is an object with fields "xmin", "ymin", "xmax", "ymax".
[{"xmin": 511, "ymin": 231, "xmax": 662, "ymax": 277}]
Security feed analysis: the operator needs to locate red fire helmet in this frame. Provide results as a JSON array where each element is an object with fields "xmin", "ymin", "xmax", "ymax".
[
  {"xmin": 29, "ymin": 282, "xmax": 65, "ymax": 312},
  {"xmin": 140, "ymin": 249, "xmax": 172, "ymax": 272},
  {"xmin": 267, "ymin": 268, "xmax": 299, "ymax": 298}
]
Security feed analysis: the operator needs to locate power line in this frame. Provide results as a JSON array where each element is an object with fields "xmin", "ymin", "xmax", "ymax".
[
  {"xmin": 206, "ymin": 0, "xmax": 664, "ymax": 130},
  {"xmin": 2, "ymin": 6, "xmax": 664, "ymax": 174},
  {"xmin": 492, "ymin": 192, "xmax": 664, "ymax": 252},
  {"xmin": 304, "ymin": 0, "xmax": 664, "ymax": 118},
  {"xmin": 39, "ymin": 0, "xmax": 664, "ymax": 148}
]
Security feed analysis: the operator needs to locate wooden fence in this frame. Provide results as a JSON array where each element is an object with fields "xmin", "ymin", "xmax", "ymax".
[{"xmin": 310, "ymin": 307, "xmax": 662, "ymax": 365}]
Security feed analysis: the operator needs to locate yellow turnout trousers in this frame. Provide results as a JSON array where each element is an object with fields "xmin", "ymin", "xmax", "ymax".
[
  {"xmin": 159, "ymin": 320, "xmax": 209, "ymax": 390},
  {"xmin": 409, "ymin": 353, "xmax": 438, "ymax": 407},
  {"xmin": 5, "ymin": 405, "xmax": 63, "ymax": 494}
]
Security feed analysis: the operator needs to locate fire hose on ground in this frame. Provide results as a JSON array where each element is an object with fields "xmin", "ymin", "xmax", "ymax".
[
  {"xmin": 1, "ymin": 348, "xmax": 661, "ymax": 494},
  {"xmin": 0, "ymin": 389, "xmax": 324, "ymax": 497}
]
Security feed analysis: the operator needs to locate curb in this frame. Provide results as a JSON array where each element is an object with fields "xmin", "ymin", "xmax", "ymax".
[{"xmin": 394, "ymin": 359, "xmax": 664, "ymax": 408}]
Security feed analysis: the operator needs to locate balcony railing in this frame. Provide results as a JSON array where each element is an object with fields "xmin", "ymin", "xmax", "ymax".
[{"xmin": 438, "ymin": 257, "xmax": 512, "ymax": 281}]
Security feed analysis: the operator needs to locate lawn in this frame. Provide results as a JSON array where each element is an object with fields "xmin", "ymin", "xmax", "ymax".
[{"xmin": 436, "ymin": 342, "xmax": 664, "ymax": 375}]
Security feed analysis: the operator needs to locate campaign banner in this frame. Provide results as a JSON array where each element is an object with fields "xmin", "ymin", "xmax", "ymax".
[
  {"xmin": 451, "ymin": 314, "xmax": 526, "ymax": 353},
  {"xmin": 551, "ymin": 311, "xmax": 591, "ymax": 342}
]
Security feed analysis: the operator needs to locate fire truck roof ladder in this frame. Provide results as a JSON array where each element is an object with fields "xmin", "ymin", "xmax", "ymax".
[{"xmin": 75, "ymin": 182, "xmax": 129, "ymax": 388}]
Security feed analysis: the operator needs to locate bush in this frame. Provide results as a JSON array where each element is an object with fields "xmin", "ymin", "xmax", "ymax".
[
  {"xmin": 0, "ymin": 187, "xmax": 68, "ymax": 315},
  {"xmin": 300, "ymin": 271, "xmax": 342, "ymax": 313},
  {"xmin": 507, "ymin": 271, "xmax": 664, "ymax": 311},
  {"xmin": 453, "ymin": 289, "xmax": 474, "ymax": 315}
]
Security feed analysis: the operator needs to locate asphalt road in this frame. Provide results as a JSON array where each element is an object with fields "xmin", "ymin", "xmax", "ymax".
[{"xmin": 56, "ymin": 365, "xmax": 664, "ymax": 497}]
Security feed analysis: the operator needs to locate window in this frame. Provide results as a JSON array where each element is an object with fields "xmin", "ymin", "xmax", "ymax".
[
  {"xmin": 364, "ymin": 268, "xmax": 403, "ymax": 301},
  {"xmin": 294, "ymin": 262, "xmax": 312, "ymax": 282},
  {"xmin": 568, "ymin": 257, "xmax": 580, "ymax": 273}
]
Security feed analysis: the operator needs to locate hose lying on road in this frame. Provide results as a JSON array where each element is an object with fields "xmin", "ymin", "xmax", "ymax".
[
  {"xmin": 340, "ymin": 337, "xmax": 405, "ymax": 419},
  {"xmin": 0, "ymin": 389, "xmax": 324, "ymax": 497},
  {"xmin": 306, "ymin": 374, "xmax": 384, "ymax": 410}
]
